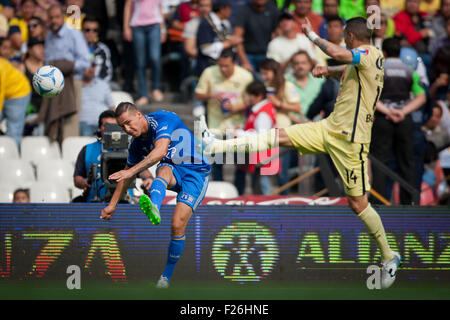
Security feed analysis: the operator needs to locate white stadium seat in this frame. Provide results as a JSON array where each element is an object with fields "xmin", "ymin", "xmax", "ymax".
[
  {"xmin": 36, "ymin": 159, "xmax": 74, "ymax": 188},
  {"xmin": 20, "ymin": 136, "xmax": 59, "ymax": 164},
  {"xmin": 62, "ymin": 136, "xmax": 97, "ymax": 165},
  {"xmin": 111, "ymin": 91, "xmax": 134, "ymax": 108},
  {"xmin": 29, "ymin": 182, "xmax": 70, "ymax": 203},
  {"xmin": 205, "ymin": 181, "xmax": 238, "ymax": 199},
  {"xmin": 0, "ymin": 136, "xmax": 19, "ymax": 159},
  {"xmin": 0, "ymin": 159, "xmax": 35, "ymax": 187}
]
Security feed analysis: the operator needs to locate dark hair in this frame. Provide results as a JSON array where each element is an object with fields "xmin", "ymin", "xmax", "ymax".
[
  {"xmin": 291, "ymin": 49, "xmax": 315, "ymax": 66},
  {"xmin": 213, "ymin": 0, "xmax": 231, "ymax": 13},
  {"xmin": 382, "ymin": 38, "xmax": 401, "ymax": 57},
  {"xmin": 13, "ymin": 188, "xmax": 29, "ymax": 198},
  {"xmin": 98, "ymin": 109, "xmax": 116, "ymax": 128},
  {"xmin": 82, "ymin": 15, "xmax": 100, "ymax": 27},
  {"xmin": 246, "ymin": 80, "xmax": 267, "ymax": 98},
  {"xmin": 327, "ymin": 15, "xmax": 343, "ymax": 26},
  {"xmin": 0, "ymin": 37, "xmax": 7, "ymax": 46},
  {"xmin": 345, "ymin": 17, "xmax": 372, "ymax": 42},
  {"xmin": 219, "ymin": 48, "xmax": 236, "ymax": 61},
  {"xmin": 115, "ymin": 102, "xmax": 138, "ymax": 118},
  {"xmin": 21, "ymin": 0, "xmax": 36, "ymax": 6},
  {"xmin": 432, "ymin": 45, "xmax": 450, "ymax": 80},
  {"xmin": 259, "ymin": 58, "xmax": 286, "ymax": 100}
]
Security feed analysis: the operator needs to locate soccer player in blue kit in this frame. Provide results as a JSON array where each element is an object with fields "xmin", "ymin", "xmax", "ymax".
[{"xmin": 100, "ymin": 102, "xmax": 211, "ymax": 288}]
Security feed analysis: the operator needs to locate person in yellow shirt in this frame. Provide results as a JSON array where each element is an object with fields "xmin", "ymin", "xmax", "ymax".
[
  {"xmin": 0, "ymin": 57, "xmax": 32, "ymax": 146},
  {"xmin": 199, "ymin": 17, "xmax": 402, "ymax": 289}
]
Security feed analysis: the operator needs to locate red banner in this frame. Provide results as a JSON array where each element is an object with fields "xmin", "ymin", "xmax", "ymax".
[{"xmin": 162, "ymin": 195, "xmax": 348, "ymax": 205}]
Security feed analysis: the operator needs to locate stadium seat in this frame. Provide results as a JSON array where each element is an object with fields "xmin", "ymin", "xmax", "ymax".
[
  {"xmin": 0, "ymin": 136, "xmax": 19, "ymax": 159},
  {"xmin": 205, "ymin": 181, "xmax": 238, "ymax": 199},
  {"xmin": 36, "ymin": 159, "xmax": 74, "ymax": 188},
  {"xmin": 29, "ymin": 182, "xmax": 70, "ymax": 203},
  {"xmin": 0, "ymin": 159, "xmax": 35, "ymax": 187},
  {"xmin": 62, "ymin": 136, "xmax": 97, "ymax": 165},
  {"xmin": 111, "ymin": 91, "xmax": 134, "ymax": 107},
  {"xmin": 20, "ymin": 136, "xmax": 60, "ymax": 164}
]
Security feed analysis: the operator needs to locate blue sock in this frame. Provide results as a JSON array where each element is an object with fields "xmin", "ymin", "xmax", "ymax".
[
  {"xmin": 162, "ymin": 235, "xmax": 185, "ymax": 281},
  {"xmin": 150, "ymin": 177, "xmax": 167, "ymax": 211}
]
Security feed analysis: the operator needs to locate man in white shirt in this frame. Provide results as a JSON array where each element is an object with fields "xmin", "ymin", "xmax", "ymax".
[{"xmin": 266, "ymin": 11, "xmax": 316, "ymax": 73}]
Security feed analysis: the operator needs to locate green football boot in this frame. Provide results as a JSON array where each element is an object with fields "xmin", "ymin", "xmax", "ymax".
[{"xmin": 139, "ymin": 194, "xmax": 161, "ymax": 225}]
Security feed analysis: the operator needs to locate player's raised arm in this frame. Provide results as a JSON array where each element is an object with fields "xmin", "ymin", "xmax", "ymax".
[{"xmin": 302, "ymin": 18, "xmax": 353, "ymax": 64}]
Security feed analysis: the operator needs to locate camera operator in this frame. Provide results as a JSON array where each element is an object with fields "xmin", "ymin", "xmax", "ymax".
[{"xmin": 73, "ymin": 110, "xmax": 154, "ymax": 202}]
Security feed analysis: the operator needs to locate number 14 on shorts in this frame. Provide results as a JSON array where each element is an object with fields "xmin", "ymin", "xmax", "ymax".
[{"xmin": 346, "ymin": 169, "xmax": 358, "ymax": 184}]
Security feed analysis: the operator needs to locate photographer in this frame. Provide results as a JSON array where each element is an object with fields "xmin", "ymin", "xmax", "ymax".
[{"xmin": 73, "ymin": 110, "xmax": 154, "ymax": 202}]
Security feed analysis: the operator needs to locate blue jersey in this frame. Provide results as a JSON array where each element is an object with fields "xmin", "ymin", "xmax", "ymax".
[{"xmin": 126, "ymin": 111, "xmax": 211, "ymax": 173}]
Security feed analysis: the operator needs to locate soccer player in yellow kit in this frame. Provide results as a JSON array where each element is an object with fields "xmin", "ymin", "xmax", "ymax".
[{"xmin": 199, "ymin": 17, "xmax": 401, "ymax": 289}]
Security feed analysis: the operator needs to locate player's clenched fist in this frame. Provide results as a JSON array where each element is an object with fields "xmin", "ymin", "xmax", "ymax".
[
  {"xmin": 312, "ymin": 66, "xmax": 329, "ymax": 78},
  {"xmin": 101, "ymin": 205, "xmax": 115, "ymax": 220}
]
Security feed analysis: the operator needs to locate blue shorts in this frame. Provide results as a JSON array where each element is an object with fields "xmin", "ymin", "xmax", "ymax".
[{"xmin": 156, "ymin": 163, "xmax": 210, "ymax": 211}]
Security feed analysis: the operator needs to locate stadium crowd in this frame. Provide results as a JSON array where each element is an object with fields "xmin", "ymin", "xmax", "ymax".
[{"xmin": 0, "ymin": 0, "xmax": 449, "ymax": 205}]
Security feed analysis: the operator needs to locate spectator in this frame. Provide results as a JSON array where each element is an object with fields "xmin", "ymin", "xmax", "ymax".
[
  {"xmin": 232, "ymin": 0, "xmax": 280, "ymax": 73},
  {"xmin": 393, "ymin": 0, "xmax": 433, "ymax": 56},
  {"xmin": 22, "ymin": 38, "xmax": 44, "ymax": 135},
  {"xmin": 82, "ymin": 0, "xmax": 110, "ymax": 42},
  {"xmin": 259, "ymin": 58, "xmax": 300, "ymax": 194},
  {"xmin": 20, "ymin": 16, "xmax": 46, "ymax": 57},
  {"xmin": 13, "ymin": 188, "xmax": 30, "ymax": 203},
  {"xmin": 82, "ymin": 15, "xmax": 113, "ymax": 82},
  {"xmin": 338, "ymin": 0, "xmax": 365, "ymax": 20},
  {"xmin": 286, "ymin": 50, "xmax": 323, "ymax": 121},
  {"xmin": 79, "ymin": 64, "xmax": 114, "ymax": 137},
  {"xmin": 123, "ymin": 0, "xmax": 166, "ymax": 106},
  {"xmin": 194, "ymin": 48, "xmax": 253, "ymax": 193},
  {"xmin": 318, "ymin": 0, "xmax": 343, "ymax": 39},
  {"xmin": 182, "ymin": 0, "xmax": 212, "ymax": 115},
  {"xmin": 291, "ymin": 0, "xmax": 323, "ymax": 34},
  {"xmin": 73, "ymin": 110, "xmax": 154, "ymax": 202},
  {"xmin": 364, "ymin": 0, "xmax": 396, "ymax": 41},
  {"xmin": 266, "ymin": 11, "xmax": 316, "ymax": 73},
  {"xmin": 0, "ymin": 1, "xmax": 15, "ymax": 38},
  {"xmin": 430, "ymin": 16, "xmax": 450, "ymax": 57},
  {"xmin": 370, "ymin": 12, "xmax": 390, "ymax": 50},
  {"xmin": 429, "ymin": 0, "xmax": 450, "ymax": 53},
  {"xmin": 239, "ymin": 80, "xmax": 278, "ymax": 195},
  {"xmin": 195, "ymin": 0, "xmax": 242, "ymax": 76},
  {"xmin": 0, "ymin": 36, "xmax": 11, "ymax": 58},
  {"xmin": 166, "ymin": 0, "xmax": 199, "ymax": 87},
  {"xmin": 0, "ymin": 57, "xmax": 32, "ymax": 147},
  {"xmin": 182, "ymin": 0, "xmax": 212, "ymax": 61},
  {"xmin": 370, "ymin": 38, "xmax": 426, "ymax": 205},
  {"xmin": 42, "ymin": 3, "xmax": 91, "ymax": 143},
  {"xmin": 8, "ymin": 0, "xmax": 36, "ymax": 44},
  {"xmin": 430, "ymin": 45, "xmax": 450, "ymax": 101},
  {"xmin": 315, "ymin": 15, "xmax": 345, "ymax": 66}
]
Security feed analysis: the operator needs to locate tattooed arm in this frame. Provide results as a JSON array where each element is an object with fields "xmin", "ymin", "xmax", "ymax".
[{"xmin": 301, "ymin": 19, "xmax": 354, "ymax": 64}]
